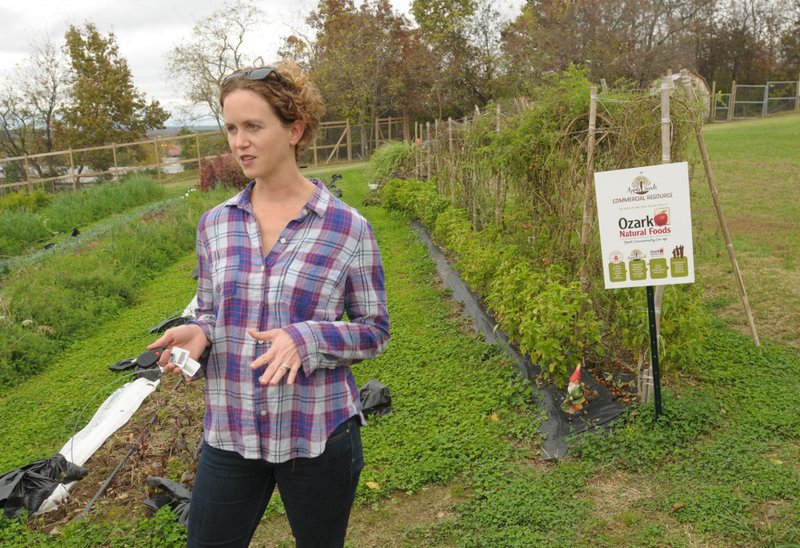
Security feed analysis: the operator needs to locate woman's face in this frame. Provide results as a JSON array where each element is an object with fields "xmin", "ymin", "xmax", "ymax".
[{"xmin": 222, "ymin": 88, "xmax": 304, "ymax": 181}]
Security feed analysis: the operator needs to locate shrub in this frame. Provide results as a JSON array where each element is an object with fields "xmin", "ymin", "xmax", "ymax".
[
  {"xmin": 197, "ymin": 154, "xmax": 248, "ymax": 191},
  {"xmin": 0, "ymin": 189, "xmax": 51, "ymax": 212},
  {"xmin": 366, "ymin": 141, "xmax": 415, "ymax": 188}
]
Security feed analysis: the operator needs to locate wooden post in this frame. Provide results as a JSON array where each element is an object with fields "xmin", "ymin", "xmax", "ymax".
[
  {"xmin": 448, "ymin": 117, "xmax": 455, "ymax": 201},
  {"xmin": 680, "ymin": 70, "xmax": 760, "ymax": 347},
  {"xmin": 403, "ymin": 113, "xmax": 410, "ymax": 143},
  {"xmin": 69, "ymin": 148, "xmax": 77, "ymax": 191},
  {"xmin": 312, "ymin": 134, "xmax": 319, "ymax": 167},
  {"xmin": 374, "ymin": 117, "xmax": 380, "ymax": 151},
  {"xmin": 388, "ymin": 117, "xmax": 393, "ymax": 141},
  {"xmin": 762, "ymin": 82, "xmax": 770, "ymax": 117},
  {"xmin": 153, "ymin": 139, "xmax": 162, "ymax": 184},
  {"xmin": 579, "ymin": 86, "xmax": 598, "ymax": 294},
  {"xmin": 195, "ymin": 133, "xmax": 202, "ymax": 171},
  {"xmin": 434, "ymin": 119, "xmax": 441, "ymax": 193},
  {"xmin": 24, "ymin": 155, "xmax": 32, "ymax": 192},
  {"xmin": 346, "ymin": 119, "xmax": 352, "ymax": 162},
  {"xmin": 709, "ymin": 80, "xmax": 716, "ymax": 122},
  {"xmin": 112, "ymin": 143, "xmax": 119, "ymax": 181},
  {"xmin": 728, "ymin": 80, "xmax": 736, "ymax": 121},
  {"xmin": 796, "ymin": 73, "xmax": 800, "ymax": 112},
  {"xmin": 414, "ymin": 122, "xmax": 419, "ymax": 179},
  {"xmin": 425, "ymin": 121, "xmax": 431, "ymax": 179},
  {"xmin": 447, "ymin": 117, "xmax": 453, "ymax": 154},
  {"xmin": 600, "ymin": 78, "xmax": 608, "ymax": 93}
]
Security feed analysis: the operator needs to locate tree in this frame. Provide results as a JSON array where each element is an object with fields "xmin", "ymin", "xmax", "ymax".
[
  {"xmin": 296, "ymin": 0, "xmax": 420, "ymax": 156},
  {"xmin": 412, "ymin": 0, "xmax": 484, "ymax": 117},
  {"xmin": 55, "ymin": 23, "xmax": 168, "ymax": 172},
  {"xmin": 502, "ymin": 0, "xmax": 716, "ymax": 88},
  {"xmin": 165, "ymin": 0, "xmax": 264, "ymax": 129},
  {"xmin": 0, "ymin": 36, "xmax": 68, "ymax": 178}
]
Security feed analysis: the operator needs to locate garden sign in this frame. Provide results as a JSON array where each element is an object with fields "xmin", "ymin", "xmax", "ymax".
[{"xmin": 594, "ymin": 162, "xmax": 694, "ymax": 289}]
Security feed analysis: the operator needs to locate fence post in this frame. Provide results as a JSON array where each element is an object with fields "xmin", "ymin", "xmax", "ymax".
[
  {"xmin": 762, "ymin": 83, "xmax": 770, "ymax": 117},
  {"xmin": 195, "ymin": 133, "xmax": 202, "ymax": 171},
  {"xmin": 709, "ymin": 80, "xmax": 716, "ymax": 122},
  {"xmin": 69, "ymin": 148, "xmax": 77, "ymax": 191},
  {"xmin": 434, "ymin": 119, "xmax": 441, "ymax": 193},
  {"xmin": 425, "ymin": 121, "xmax": 431, "ymax": 179},
  {"xmin": 374, "ymin": 117, "xmax": 380, "ymax": 151},
  {"xmin": 728, "ymin": 80, "xmax": 736, "ymax": 121},
  {"xmin": 153, "ymin": 139, "xmax": 162, "ymax": 184},
  {"xmin": 346, "ymin": 119, "xmax": 352, "ymax": 162},
  {"xmin": 796, "ymin": 73, "xmax": 800, "ymax": 112},
  {"xmin": 23, "ymin": 155, "xmax": 32, "ymax": 192},
  {"xmin": 111, "ymin": 143, "xmax": 119, "ymax": 181},
  {"xmin": 312, "ymin": 133, "xmax": 319, "ymax": 167},
  {"xmin": 447, "ymin": 117, "xmax": 453, "ymax": 154}
]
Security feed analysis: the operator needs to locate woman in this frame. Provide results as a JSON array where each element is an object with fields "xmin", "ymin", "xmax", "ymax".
[{"xmin": 149, "ymin": 61, "xmax": 390, "ymax": 547}]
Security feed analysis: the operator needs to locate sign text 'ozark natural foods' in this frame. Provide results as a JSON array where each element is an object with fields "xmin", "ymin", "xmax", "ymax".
[{"xmin": 594, "ymin": 162, "xmax": 695, "ymax": 289}]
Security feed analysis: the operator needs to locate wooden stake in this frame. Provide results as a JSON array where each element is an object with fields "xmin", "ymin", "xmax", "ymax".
[
  {"xmin": 346, "ymin": 119, "xmax": 352, "ymax": 162},
  {"xmin": 195, "ymin": 133, "xmax": 201, "ymax": 171},
  {"xmin": 425, "ymin": 121, "xmax": 431, "ymax": 179},
  {"xmin": 709, "ymin": 80, "xmax": 716, "ymax": 122},
  {"xmin": 24, "ymin": 155, "xmax": 32, "ymax": 192},
  {"xmin": 579, "ymin": 86, "xmax": 598, "ymax": 294},
  {"xmin": 728, "ymin": 80, "xmax": 736, "ymax": 122},
  {"xmin": 112, "ymin": 143, "xmax": 119, "ymax": 181},
  {"xmin": 153, "ymin": 139, "xmax": 162, "ymax": 184},
  {"xmin": 680, "ymin": 70, "xmax": 760, "ymax": 347},
  {"xmin": 69, "ymin": 148, "xmax": 76, "ymax": 191}
]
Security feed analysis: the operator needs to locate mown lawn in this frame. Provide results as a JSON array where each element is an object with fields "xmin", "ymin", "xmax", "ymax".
[
  {"xmin": 690, "ymin": 112, "xmax": 800, "ymax": 346},
  {"xmin": 2, "ymin": 123, "xmax": 799, "ymax": 545}
]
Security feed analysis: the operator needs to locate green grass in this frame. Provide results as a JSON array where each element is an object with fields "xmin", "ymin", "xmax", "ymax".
[{"xmin": 689, "ymin": 112, "xmax": 800, "ymax": 346}]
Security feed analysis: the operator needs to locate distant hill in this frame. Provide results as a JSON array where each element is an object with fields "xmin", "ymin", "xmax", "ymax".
[{"xmin": 148, "ymin": 126, "xmax": 220, "ymax": 137}]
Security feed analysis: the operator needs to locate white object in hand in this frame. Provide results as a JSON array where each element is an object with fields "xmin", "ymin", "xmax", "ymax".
[{"xmin": 170, "ymin": 346, "xmax": 201, "ymax": 377}]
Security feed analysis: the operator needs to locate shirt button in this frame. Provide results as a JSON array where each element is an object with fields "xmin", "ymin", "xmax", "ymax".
[
  {"xmin": 279, "ymin": 237, "xmax": 287, "ymax": 244},
  {"xmin": 260, "ymin": 410, "xmax": 267, "ymax": 417},
  {"xmin": 301, "ymin": 208, "xmax": 308, "ymax": 216},
  {"xmin": 257, "ymin": 339, "xmax": 263, "ymax": 345}
]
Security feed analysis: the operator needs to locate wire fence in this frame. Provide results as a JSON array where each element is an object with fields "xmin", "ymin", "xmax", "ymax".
[{"xmin": 712, "ymin": 79, "xmax": 800, "ymax": 122}]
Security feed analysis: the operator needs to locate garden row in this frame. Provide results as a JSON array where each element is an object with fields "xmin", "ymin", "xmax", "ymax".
[
  {"xmin": 370, "ymin": 68, "xmax": 708, "ymax": 384},
  {"xmin": 0, "ymin": 175, "xmax": 168, "ymax": 258},
  {"xmin": 0, "ymin": 180, "xmax": 231, "ymax": 388}
]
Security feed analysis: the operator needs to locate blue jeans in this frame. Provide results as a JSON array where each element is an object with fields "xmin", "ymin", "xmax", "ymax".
[{"xmin": 187, "ymin": 416, "xmax": 364, "ymax": 547}]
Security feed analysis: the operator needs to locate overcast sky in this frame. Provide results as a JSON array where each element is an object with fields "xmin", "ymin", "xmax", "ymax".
[{"xmin": 0, "ymin": 0, "xmax": 522, "ymax": 125}]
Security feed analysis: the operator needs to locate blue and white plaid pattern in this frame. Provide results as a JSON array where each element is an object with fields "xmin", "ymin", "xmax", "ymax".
[{"xmin": 190, "ymin": 179, "xmax": 389, "ymax": 462}]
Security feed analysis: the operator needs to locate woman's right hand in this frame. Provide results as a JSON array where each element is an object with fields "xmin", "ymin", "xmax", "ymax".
[{"xmin": 148, "ymin": 324, "xmax": 209, "ymax": 375}]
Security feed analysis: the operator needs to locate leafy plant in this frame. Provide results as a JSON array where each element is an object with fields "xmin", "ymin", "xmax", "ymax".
[
  {"xmin": 197, "ymin": 154, "xmax": 248, "ymax": 191},
  {"xmin": 366, "ymin": 141, "xmax": 415, "ymax": 188}
]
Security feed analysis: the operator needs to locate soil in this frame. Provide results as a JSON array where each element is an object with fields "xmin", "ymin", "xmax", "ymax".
[{"xmin": 31, "ymin": 374, "xmax": 205, "ymax": 534}]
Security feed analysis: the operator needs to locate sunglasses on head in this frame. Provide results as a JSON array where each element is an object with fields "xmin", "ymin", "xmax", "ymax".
[{"xmin": 222, "ymin": 66, "xmax": 285, "ymax": 86}]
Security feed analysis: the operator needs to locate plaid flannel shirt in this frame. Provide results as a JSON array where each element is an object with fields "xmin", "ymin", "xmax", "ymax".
[{"xmin": 190, "ymin": 179, "xmax": 389, "ymax": 462}]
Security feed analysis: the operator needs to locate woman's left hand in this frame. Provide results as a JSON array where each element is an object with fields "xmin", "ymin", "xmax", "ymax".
[{"xmin": 247, "ymin": 328, "xmax": 302, "ymax": 385}]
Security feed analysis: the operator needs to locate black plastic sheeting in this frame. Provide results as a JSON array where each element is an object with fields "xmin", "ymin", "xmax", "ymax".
[
  {"xmin": 0, "ymin": 454, "xmax": 89, "ymax": 518},
  {"xmin": 412, "ymin": 222, "xmax": 626, "ymax": 460},
  {"xmin": 359, "ymin": 379, "xmax": 392, "ymax": 417},
  {"xmin": 143, "ymin": 476, "xmax": 191, "ymax": 526}
]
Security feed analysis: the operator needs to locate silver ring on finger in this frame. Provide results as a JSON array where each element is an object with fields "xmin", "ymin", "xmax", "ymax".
[{"xmin": 280, "ymin": 363, "xmax": 291, "ymax": 370}]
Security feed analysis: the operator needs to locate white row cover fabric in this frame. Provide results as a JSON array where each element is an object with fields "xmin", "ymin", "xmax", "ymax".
[{"xmin": 35, "ymin": 377, "xmax": 160, "ymax": 515}]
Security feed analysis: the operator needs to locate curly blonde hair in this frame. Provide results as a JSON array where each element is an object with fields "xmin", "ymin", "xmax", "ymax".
[{"xmin": 219, "ymin": 60, "xmax": 325, "ymax": 153}]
